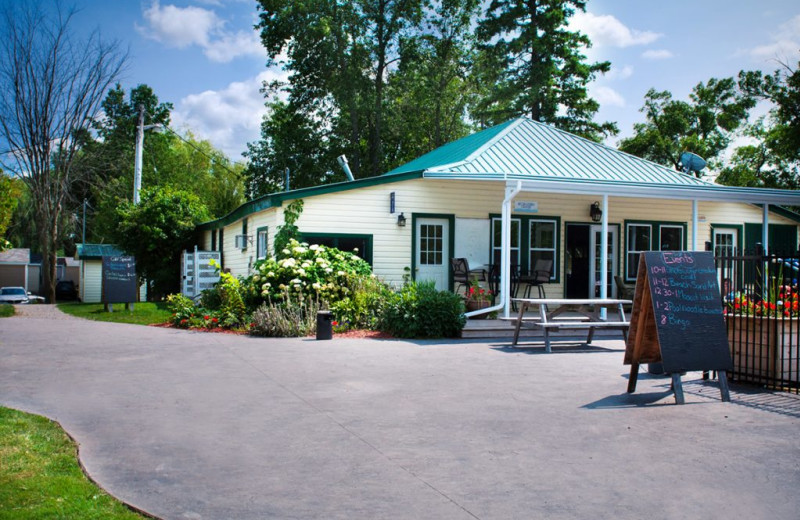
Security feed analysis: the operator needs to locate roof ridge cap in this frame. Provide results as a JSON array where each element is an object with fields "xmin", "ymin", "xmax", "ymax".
[{"xmin": 460, "ymin": 118, "xmax": 526, "ymax": 164}]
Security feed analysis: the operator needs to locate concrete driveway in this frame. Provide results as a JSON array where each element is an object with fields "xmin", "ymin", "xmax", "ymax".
[{"xmin": 1, "ymin": 305, "xmax": 799, "ymax": 520}]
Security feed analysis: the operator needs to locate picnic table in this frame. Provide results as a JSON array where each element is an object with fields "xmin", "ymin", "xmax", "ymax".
[{"xmin": 510, "ymin": 298, "xmax": 632, "ymax": 352}]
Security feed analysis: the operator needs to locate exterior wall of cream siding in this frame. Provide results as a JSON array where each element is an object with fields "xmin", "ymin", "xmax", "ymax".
[
  {"xmin": 198, "ymin": 179, "xmax": 799, "ymax": 294},
  {"xmin": 211, "ymin": 210, "xmax": 281, "ymax": 276},
  {"xmin": 81, "ymin": 261, "xmax": 102, "ymax": 303}
]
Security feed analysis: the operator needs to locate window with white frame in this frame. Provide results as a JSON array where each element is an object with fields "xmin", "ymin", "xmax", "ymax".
[
  {"xmin": 626, "ymin": 222, "xmax": 686, "ymax": 280},
  {"xmin": 529, "ymin": 219, "xmax": 556, "ymax": 280},
  {"xmin": 491, "ymin": 217, "xmax": 520, "ymax": 267},
  {"xmin": 627, "ymin": 224, "xmax": 651, "ymax": 281},
  {"xmin": 256, "ymin": 227, "xmax": 268, "ymax": 260}
]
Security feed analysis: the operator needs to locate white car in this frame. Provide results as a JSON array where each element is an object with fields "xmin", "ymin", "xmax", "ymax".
[{"xmin": 0, "ymin": 286, "xmax": 30, "ymax": 304}]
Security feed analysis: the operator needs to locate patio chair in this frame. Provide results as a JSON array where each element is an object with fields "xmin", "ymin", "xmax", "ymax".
[
  {"xmin": 520, "ymin": 259, "xmax": 553, "ymax": 299},
  {"xmin": 451, "ymin": 258, "xmax": 486, "ymax": 295},
  {"xmin": 614, "ymin": 275, "xmax": 634, "ymax": 300}
]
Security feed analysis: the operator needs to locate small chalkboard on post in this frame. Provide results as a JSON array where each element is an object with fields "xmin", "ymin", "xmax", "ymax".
[
  {"xmin": 102, "ymin": 256, "xmax": 137, "ymax": 312},
  {"xmin": 624, "ymin": 251, "xmax": 733, "ymax": 404}
]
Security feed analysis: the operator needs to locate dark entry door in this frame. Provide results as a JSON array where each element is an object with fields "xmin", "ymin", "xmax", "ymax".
[{"xmin": 565, "ymin": 224, "xmax": 590, "ymax": 298}]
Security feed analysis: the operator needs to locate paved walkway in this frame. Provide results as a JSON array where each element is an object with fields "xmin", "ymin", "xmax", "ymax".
[{"xmin": 1, "ymin": 308, "xmax": 799, "ymax": 519}]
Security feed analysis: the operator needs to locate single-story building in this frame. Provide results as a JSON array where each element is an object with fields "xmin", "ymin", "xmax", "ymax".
[
  {"xmin": 0, "ymin": 248, "xmax": 79, "ymax": 294},
  {"xmin": 76, "ymin": 243, "xmax": 147, "ymax": 303},
  {"xmin": 195, "ymin": 117, "xmax": 800, "ymax": 317},
  {"xmin": 76, "ymin": 243, "xmax": 124, "ymax": 303}
]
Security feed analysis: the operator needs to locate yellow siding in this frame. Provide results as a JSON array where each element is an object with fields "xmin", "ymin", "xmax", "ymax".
[
  {"xmin": 81, "ymin": 261, "xmax": 102, "ymax": 303},
  {"xmin": 202, "ymin": 178, "xmax": 799, "ymax": 292}
]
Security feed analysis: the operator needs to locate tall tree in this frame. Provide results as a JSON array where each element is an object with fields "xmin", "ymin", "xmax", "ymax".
[
  {"xmin": 0, "ymin": 171, "xmax": 21, "ymax": 251},
  {"xmin": 73, "ymin": 84, "xmax": 245, "ymax": 242},
  {"xmin": 114, "ymin": 187, "xmax": 209, "ymax": 300},
  {"xmin": 718, "ymin": 61, "xmax": 800, "ymax": 189},
  {"xmin": 619, "ymin": 78, "xmax": 756, "ymax": 174},
  {"xmin": 383, "ymin": 0, "xmax": 480, "ymax": 165},
  {"xmin": 254, "ymin": 0, "xmax": 423, "ymax": 182},
  {"xmin": 0, "ymin": 2, "xmax": 126, "ymax": 302},
  {"xmin": 474, "ymin": 0, "xmax": 616, "ymax": 140}
]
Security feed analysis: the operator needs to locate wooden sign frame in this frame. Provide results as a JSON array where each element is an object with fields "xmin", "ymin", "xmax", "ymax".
[{"xmin": 624, "ymin": 253, "xmax": 731, "ymax": 404}]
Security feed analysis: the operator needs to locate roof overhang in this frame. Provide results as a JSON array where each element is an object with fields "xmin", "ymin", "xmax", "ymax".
[{"xmin": 422, "ymin": 171, "xmax": 800, "ymax": 206}]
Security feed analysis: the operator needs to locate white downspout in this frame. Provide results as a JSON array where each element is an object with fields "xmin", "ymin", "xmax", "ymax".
[
  {"xmin": 692, "ymin": 199, "xmax": 698, "ymax": 251},
  {"xmin": 762, "ymin": 204, "xmax": 769, "ymax": 254},
  {"xmin": 464, "ymin": 181, "xmax": 522, "ymax": 319}
]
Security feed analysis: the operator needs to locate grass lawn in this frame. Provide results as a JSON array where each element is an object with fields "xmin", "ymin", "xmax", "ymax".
[
  {"xmin": 0, "ymin": 305, "xmax": 14, "ymax": 318},
  {"xmin": 0, "ymin": 406, "xmax": 151, "ymax": 519},
  {"xmin": 57, "ymin": 302, "xmax": 171, "ymax": 325}
]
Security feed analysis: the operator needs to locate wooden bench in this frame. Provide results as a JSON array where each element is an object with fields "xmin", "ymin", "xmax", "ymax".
[{"xmin": 511, "ymin": 298, "xmax": 632, "ymax": 352}]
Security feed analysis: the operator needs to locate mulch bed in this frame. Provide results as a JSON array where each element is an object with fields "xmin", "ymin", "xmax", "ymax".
[{"xmin": 150, "ymin": 322, "xmax": 394, "ymax": 339}]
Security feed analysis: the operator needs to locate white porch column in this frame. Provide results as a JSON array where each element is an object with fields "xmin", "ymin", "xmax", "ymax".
[
  {"xmin": 762, "ymin": 204, "xmax": 769, "ymax": 254},
  {"xmin": 600, "ymin": 194, "xmax": 608, "ymax": 300},
  {"xmin": 692, "ymin": 199, "xmax": 698, "ymax": 251},
  {"xmin": 501, "ymin": 182, "xmax": 522, "ymax": 318}
]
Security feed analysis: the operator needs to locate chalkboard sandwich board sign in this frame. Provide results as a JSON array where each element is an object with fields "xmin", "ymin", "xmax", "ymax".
[
  {"xmin": 624, "ymin": 251, "xmax": 732, "ymax": 404},
  {"xmin": 102, "ymin": 255, "xmax": 137, "ymax": 309}
]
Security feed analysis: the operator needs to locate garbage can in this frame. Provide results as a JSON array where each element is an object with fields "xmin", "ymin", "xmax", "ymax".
[{"xmin": 316, "ymin": 310, "xmax": 333, "ymax": 340}]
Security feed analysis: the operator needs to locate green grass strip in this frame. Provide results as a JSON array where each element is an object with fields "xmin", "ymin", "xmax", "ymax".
[
  {"xmin": 0, "ymin": 305, "xmax": 14, "ymax": 318},
  {"xmin": 56, "ymin": 302, "xmax": 171, "ymax": 325},
  {"xmin": 0, "ymin": 406, "xmax": 152, "ymax": 519}
]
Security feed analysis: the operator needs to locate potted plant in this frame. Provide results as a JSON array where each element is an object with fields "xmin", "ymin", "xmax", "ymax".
[
  {"xmin": 464, "ymin": 279, "xmax": 493, "ymax": 316},
  {"xmin": 725, "ymin": 284, "xmax": 799, "ymax": 384}
]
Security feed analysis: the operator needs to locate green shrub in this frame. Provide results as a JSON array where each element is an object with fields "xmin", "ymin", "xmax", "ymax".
[
  {"xmin": 250, "ymin": 294, "xmax": 320, "ymax": 337},
  {"xmin": 379, "ymin": 281, "xmax": 466, "ymax": 338},
  {"xmin": 329, "ymin": 275, "xmax": 391, "ymax": 331},
  {"xmin": 166, "ymin": 293, "xmax": 196, "ymax": 328}
]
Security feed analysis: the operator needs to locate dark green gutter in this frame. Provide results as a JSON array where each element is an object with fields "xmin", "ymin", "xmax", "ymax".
[{"xmin": 197, "ymin": 171, "xmax": 423, "ymax": 230}]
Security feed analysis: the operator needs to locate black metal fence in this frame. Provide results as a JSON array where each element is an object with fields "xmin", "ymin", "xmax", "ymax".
[{"xmin": 715, "ymin": 249, "xmax": 800, "ymax": 393}]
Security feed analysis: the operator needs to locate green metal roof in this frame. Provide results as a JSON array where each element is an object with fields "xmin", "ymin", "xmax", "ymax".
[
  {"xmin": 197, "ymin": 116, "xmax": 800, "ymax": 228},
  {"xmin": 385, "ymin": 119, "xmax": 516, "ymax": 175},
  {"xmin": 412, "ymin": 117, "xmax": 710, "ymax": 187},
  {"xmin": 76, "ymin": 243, "xmax": 123, "ymax": 259}
]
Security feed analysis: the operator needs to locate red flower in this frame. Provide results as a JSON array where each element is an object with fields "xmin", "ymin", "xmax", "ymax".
[
  {"xmin": 204, "ymin": 315, "xmax": 210, "ymax": 320},
  {"xmin": 212, "ymin": 317, "xmax": 219, "ymax": 323}
]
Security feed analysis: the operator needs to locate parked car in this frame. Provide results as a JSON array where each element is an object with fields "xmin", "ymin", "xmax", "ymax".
[
  {"xmin": 0, "ymin": 286, "xmax": 29, "ymax": 304},
  {"xmin": 55, "ymin": 280, "xmax": 78, "ymax": 301}
]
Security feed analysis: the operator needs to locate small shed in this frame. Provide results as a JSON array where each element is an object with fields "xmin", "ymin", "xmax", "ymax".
[{"xmin": 76, "ymin": 243, "xmax": 123, "ymax": 303}]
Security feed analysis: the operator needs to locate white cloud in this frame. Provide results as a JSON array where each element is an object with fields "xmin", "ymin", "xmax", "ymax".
[
  {"xmin": 138, "ymin": 1, "xmax": 263, "ymax": 63},
  {"xmin": 140, "ymin": 1, "xmax": 219, "ymax": 48},
  {"xmin": 171, "ymin": 69, "xmax": 288, "ymax": 160},
  {"xmin": 747, "ymin": 15, "xmax": 800, "ymax": 61},
  {"xmin": 203, "ymin": 30, "xmax": 265, "ymax": 63},
  {"xmin": 642, "ymin": 49, "xmax": 674, "ymax": 60},
  {"xmin": 591, "ymin": 86, "xmax": 625, "ymax": 108},
  {"xmin": 605, "ymin": 65, "xmax": 634, "ymax": 81},
  {"xmin": 571, "ymin": 12, "xmax": 661, "ymax": 48}
]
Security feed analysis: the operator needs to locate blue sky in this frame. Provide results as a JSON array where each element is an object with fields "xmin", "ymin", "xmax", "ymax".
[{"xmin": 47, "ymin": 0, "xmax": 800, "ymax": 162}]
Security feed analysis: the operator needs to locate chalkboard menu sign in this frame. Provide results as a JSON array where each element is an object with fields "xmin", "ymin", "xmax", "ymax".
[
  {"xmin": 625, "ymin": 251, "xmax": 732, "ymax": 403},
  {"xmin": 644, "ymin": 251, "xmax": 732, "ymax": 373},
  {"xmin": 102, "ymin": 256, "xmax": 137, "ymax": 304}
]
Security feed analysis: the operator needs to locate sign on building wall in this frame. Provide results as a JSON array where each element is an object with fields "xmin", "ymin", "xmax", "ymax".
[{"xmin": 514, "ymin": 200, "xmax": 539, "ymax": 213}]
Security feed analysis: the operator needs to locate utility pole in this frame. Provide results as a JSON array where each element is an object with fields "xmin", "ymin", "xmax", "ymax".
[{"xmin": 133, "ymin": 104, "xmax": 145, "ymax": 205}]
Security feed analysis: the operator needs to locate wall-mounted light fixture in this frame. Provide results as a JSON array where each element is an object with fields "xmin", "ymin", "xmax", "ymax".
[
  {"xmin": 590, "ymin": 201, "xmax": 602, "ymax": 223},
  {"xmin": 397, "ymin": 212, "xmax": 407, "ymax": 227}
]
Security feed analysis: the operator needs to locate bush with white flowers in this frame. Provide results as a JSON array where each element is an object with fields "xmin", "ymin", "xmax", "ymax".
[{"xmin": 242, "ymin": 239, "xmax": 373, "ymax": 306}]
